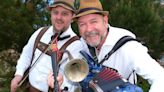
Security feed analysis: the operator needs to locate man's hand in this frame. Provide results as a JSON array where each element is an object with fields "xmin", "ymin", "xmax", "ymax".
[
  {"xmin": 48, "ymin": 72, "xmax": 63, "ymax": 89},
  {"xmin": 10, "ymin": 75, "xmax": 23, "ymax": 92}
]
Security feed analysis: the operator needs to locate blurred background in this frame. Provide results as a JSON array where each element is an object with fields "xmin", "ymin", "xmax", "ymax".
[{"xmin": 0, "ymin": 0, "xmax": 163, "ymax": 91}]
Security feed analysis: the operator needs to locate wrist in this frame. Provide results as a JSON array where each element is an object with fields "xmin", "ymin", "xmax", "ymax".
[{"xmin": 14, "ymin": 75, "xmax": 23, "ymax": 82}]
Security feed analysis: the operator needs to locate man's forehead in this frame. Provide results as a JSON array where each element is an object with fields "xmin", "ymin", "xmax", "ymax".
[
  {"xmin": 78, "ymin": 14, "xmax": 101, "ymax": 22},
  {"xmin": 51, "ymin": 6, "xmax": 71, "ymax": 12}
]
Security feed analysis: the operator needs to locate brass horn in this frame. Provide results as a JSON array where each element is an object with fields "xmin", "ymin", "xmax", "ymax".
[{"xmin": 64, "ymin": 50, "xmax": 89, "ymax": 82}]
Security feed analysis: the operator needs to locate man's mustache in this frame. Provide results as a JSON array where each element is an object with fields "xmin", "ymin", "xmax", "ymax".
[
  {"xmin": 84, "ymin": 31, "xmax": 99, "ymax": 37},
  {"xmin": 56, "ymin": 19, "xmax": 64, "ymax": 24}
]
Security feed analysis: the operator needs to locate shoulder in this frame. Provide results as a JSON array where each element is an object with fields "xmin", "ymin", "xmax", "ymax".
[
  {"xmin": 105, "ymin": 25, "xmax": 136, "ymax": 46},
  {"xmin": 108, "ymin": 25, "xmax": 149, "ymax": 55},
  {"xmin": 63, "ymin": 37, "xmax": 84, "ymax": 58},
  {"xmin": 110, "ymin": 26, "xmax": 136, "ymax": 38},
  {"xmin": 118, "ymin": 39, "xmax": 149, "ymax": 59},
  {"xmin": 67, "ymin": 37, "xmax": 84, "ymax": 49},
  {"xmin": 30, "ymin": 26, "xmax": 52, "ymax": 38}
]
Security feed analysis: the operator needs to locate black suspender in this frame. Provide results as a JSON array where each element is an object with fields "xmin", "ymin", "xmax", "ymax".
[{"xmin": 88, "ymin": 36, "xmax": 139, "ymax": 65}]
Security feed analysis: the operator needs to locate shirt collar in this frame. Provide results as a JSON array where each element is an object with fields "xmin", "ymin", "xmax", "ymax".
[{"xmin": 49, "ymin": 25, "xmax": 76, "ymax": 40}]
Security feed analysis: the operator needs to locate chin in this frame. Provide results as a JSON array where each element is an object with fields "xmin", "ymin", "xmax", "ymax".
[
  {"xmin": 88, "ymin": 42, "xmax": 99, "ymax": 47},
  {"xmin": 87, "ymin": 39, "xmax": 100, "ymax": 47},
  {"xmin": 56, "ymin": 28, "xmax": 64, "ymax": 32}
]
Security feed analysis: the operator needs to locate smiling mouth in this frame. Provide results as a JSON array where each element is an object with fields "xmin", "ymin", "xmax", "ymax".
[
  {"xmin": 85, "ymin": 31, "xmax": 99, "ymax": 37},
  {"xmin": 86, "ymin": 34, "xmax": 99, "ymax": 38},
  {"xmin": 56, "ymin": 22, "xmax": 63, "ymax": 25}
]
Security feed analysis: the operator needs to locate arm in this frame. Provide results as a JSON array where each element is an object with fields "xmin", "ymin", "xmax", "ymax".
[
  {"xmin": 10, "ymin": 75, "xmax": 23, "ymax": 92},
  {"xmin": 124, "ymin": 41, "xmax": 164, "ymax": 92},
  {"xmin": 10, "ymin": 27, "xmax": 44, "ymax": 92}
]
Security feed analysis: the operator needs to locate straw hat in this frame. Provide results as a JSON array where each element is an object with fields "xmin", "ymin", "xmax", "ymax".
[
  {"xmin": 46, "ymin": 0, "xmax": 75, "ymax": 12},
  {"xmin": 73, "ymin": 0, "xmax": 109, "ymax": 19}
]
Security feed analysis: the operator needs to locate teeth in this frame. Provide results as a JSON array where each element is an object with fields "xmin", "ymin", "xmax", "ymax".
[
  {"xmin": 57, "ymin": 22, "xmax": 62, "ymax": 24},
  {"xmin": 88, "ymin": 33, "xmax": 97, "ymax": 37},
  {"xmin": 56, "ymin": 20, "xmax": 63, "ymax": 24},
  {"xmin": 89, "ymin": 35, "xmax": 96, "ymax": 37},
  {"xmin": 85, "ymin": 31, "xmax": 99, "ymax": 37}
]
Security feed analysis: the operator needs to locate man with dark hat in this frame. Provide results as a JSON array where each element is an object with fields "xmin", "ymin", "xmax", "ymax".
[
  {"xmin": 10, "ymin": 0, "xmax": 83, "ymax": 92},
  {"xmin": 74, "ymin": 0, "xmax": 164, "ymax": 92}
]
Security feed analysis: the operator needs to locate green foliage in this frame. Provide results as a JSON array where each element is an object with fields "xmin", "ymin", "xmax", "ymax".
[
  {"xmin": 101, "ymin": 0, "xmax": 164, "ymax": 58},
  {"xmin": 0, "ymin": 0, "xmax": 30, "ymax": 52},
  {"xmin": 0, "ymin": 1, "xmax": 50, "ymax": 90},
  {"xmin": 0, "ymin": 49, "xmax": 19, "ymax": 92},
  {"xmin": 137, "ymin": 75, "xmax": 150, "ymax": 92},
  {"xmin": 0, "ymin": 0, "xmax": 50, "ymax": 52},
  {"xmin": 72, "ymin": 22, "xmax": 80, "ymax": 36}
]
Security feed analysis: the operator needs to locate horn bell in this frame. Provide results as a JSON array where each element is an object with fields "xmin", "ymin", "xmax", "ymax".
[{"xmin": 64, "ymin": 59, "xmax": 89, "ymax": 82}]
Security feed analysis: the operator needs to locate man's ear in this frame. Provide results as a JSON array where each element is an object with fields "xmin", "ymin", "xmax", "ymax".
[{"xmin": 103, "ymin": 15, "xmax": 108, "ymax": 27}]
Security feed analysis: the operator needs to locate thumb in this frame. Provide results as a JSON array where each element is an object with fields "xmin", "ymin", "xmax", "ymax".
[{"xmin": 57, "ymin": 73, "xmax": 63, "ymax": 87}]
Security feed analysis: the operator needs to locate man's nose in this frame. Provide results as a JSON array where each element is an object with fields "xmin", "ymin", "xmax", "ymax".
[
  {"xmin": 56, "ymin": 14, "xmax": 62, "ymax": 19},
  {"xmin": 86, "ymin": 24, "xmax": 93, "ymax": 32}
]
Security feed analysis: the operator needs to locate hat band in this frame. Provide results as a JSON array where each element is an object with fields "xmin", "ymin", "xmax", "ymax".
[
  {"xmin": 54, "ymin": 1, "xmax": 75, "ymax": 11},
  {"xmin": 77, "ymin": 7, "xmax": 102, "ymax": 14}
]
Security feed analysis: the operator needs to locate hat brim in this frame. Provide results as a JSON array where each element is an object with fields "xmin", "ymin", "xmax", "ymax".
[
  {"xmin": 73, "ymin": 10, "xmax": 109, "ymax": 21},
  {"xmin": 46, "ymin": 4, "xmax": 74, "ymax": 12}
]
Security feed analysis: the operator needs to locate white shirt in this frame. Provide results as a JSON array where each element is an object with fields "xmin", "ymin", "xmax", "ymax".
[
  {"xmin": 80, "ymin": 25, "xmax": 164, "ymax": 92},
  {"xmin": 15, "ymin": 26, "xmax": 84, "ymax": 91}
]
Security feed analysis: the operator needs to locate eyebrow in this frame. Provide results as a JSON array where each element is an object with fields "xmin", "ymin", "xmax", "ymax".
[{"xmin": 78, "ymin": 17, "xmax": 98, "ymax": 23}]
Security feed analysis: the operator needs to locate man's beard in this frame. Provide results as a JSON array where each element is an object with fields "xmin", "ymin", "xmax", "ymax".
[
  {"xmin": 84, "ymin": 31, "xmax": 99, "ymax": 37},
  {"xmin": 87, "ymin": 40, "xmax": 100, "ymax": 47},
  {"xmin": 53, "ymin": 19, "xmax": 67, "ymax": 33},
  {"xmin": 84, "ymin": 31, "xmax": 101, "ymax": 47},
  {"xmin": 54, "ymin": 27, "xmax": 66, "ymax": 33}
]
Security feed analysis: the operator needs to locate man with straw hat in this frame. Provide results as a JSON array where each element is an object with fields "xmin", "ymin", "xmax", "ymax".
[
  {"xmin": 48, "ymin": 0, "xmax": 164, "ymax": 92},
  {"xmin": 74, "ymin": 0, "xmax": 164, "ymax": 92},
  {"xmin": 10, "ymin": 0, "xmax": 83, "ymax": 92}
]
